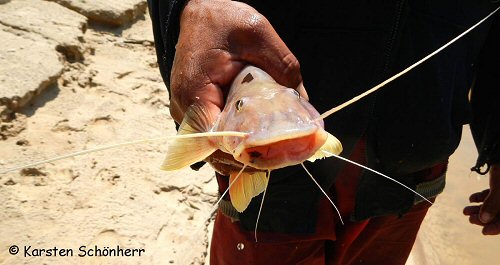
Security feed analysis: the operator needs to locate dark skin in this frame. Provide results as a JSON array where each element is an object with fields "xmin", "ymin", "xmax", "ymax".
[
  {"xmin": 463, "ymin": 164, "xmax": 500, "ymax": 235},
  {"xmin": 173, "ymin": 0, "xmax": 500, "ymax": 235}
]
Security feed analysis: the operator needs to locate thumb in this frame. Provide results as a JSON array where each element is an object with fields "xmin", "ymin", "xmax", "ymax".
[
  {"xmin": 169, "ymin": 83, "xmax": 224, "ymax": 125},
  {"xmin": 235, "ymin": 15, "xmax": 302, "ymax": 89},
  {"xmin": 480, "ymin": 165, "xmax": 500, "ymax": 223}
]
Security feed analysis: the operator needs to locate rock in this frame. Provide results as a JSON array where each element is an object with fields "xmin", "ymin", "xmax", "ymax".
[
  {"xmin": 4, "ymin": 179, "xmax": 16, "ymax": 186},
  {"xmin": 123, "ymin": 13, "xmax": 155, "ymax": 44},
  {"xmin": 0, "ymin": 0, "xmax": 10, "ymax": 4},
  {"xmin": 0, "ymin": 0, "xmax": 87, "ymax": 61},
  {"xmin": 0, "ymin": 0, "xmax": 87, "ymax": 118},
  {"xmin": 0, "ymin": 105, "xmax": 10, "ymax": 121},
  {"xmin": 47, "ymin": 0, "xmax": 148, "ymax": 26},
  {"xmin": 0, "ymin": 112, "xmax": 27, "ymax": 139},
  {"xmin": 0, "ymin": 26, "xmax": 63, "ymax": 114}
]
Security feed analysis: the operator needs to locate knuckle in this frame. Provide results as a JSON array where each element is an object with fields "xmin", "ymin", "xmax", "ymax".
[
  {"xmin": 246, "ymin": 12, "xmax": 267, "ymax": 30},
  {"xmin": 282, "ymin": 53, "xmax": 301, "ymax": 73},
  {"xmin": 236, "ymin": 7, "xmax": 268, "ymax": 34},
  {"xmin": 281, "ymin": 53, "xmax": 302, "ymax": 84}
]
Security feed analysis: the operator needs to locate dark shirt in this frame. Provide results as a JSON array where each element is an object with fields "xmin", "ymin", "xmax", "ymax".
[{"xmin": 148, "ymin": 0, "xmax": 500, "ymax": 231}]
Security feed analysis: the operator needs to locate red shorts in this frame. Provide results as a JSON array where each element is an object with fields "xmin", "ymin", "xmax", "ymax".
[{"xmin": 210, "ymin": 140, "xmax": 447, "ymax": 265}]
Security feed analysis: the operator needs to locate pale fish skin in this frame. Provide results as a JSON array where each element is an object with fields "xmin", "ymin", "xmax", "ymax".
[{"xmin": 161, "ymin": 66, "xmax": 342, "ymax": 212}]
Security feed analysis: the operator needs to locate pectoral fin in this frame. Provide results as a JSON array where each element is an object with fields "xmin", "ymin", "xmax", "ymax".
[
  {"xmin": 161, "ymin": 104, "xmax": 217, "ymax": 171},
  {"xmin": 307, "ymin": 132, "xmax": 343, "ymax": 162},
  {"xmin": 229, "ymin": 171, "xmax": 269, "ymax": 212}
]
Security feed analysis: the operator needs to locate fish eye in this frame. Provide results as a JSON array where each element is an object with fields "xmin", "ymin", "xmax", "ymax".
[
  {"xmin": 235, "ymin": 99, "xmax": 244, "ymax": 111},
  {"xmin": 292, "ymin": 90, "xmax": 300, "ymax": 98}
]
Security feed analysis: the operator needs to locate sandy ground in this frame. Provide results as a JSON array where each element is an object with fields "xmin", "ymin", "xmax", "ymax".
[
  {"xmin": 1, "ymin": 3, "xmax": 499, "ymax": 265},
  {"xmin": 0, "ymin": 12, "xmax": 217, "ymax": 265},
  {"xmin": 407, "ymin": 127, "xmax": 500, "ymax": 265}
]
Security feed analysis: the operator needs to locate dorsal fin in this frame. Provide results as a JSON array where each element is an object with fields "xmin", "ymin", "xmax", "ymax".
[{"xmin": 161, "ymin": 104, "xmax": 218, "ymax": 171}]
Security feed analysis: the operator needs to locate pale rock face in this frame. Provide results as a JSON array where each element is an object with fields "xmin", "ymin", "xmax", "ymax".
[
  {"xmin": 0, "ymin": 26, "xmax": 63, "ymax": 114},
  {"xmin": 0, "ymin": 0, "xmax": 148, "ymax": 117},
  {"xmin": 0, "ymin": 0, "xmax": 88, "ymax": 60},
  {"xmin": 47, "ymin": 0, "xmax": 148, "ymax": 26},
  {"xmin": 0, "ymin": 0, "xmax": 88, "ymax": 117}
]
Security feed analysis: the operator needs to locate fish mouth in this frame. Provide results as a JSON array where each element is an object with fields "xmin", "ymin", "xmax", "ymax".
[{"xmin": 233, "ymin": 130, "xmax": 327, "ymax": 170}]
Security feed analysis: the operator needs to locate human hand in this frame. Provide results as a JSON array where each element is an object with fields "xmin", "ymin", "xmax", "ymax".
[
  {"xmin": 463, "ymin": 164, "xmax": 500, "ymax": 235},
  {"xmin": 171, "ymin": 0, "xmax": 304, "ymax": 173},
  {"xmin": 170, "ymin": 0, "xmax": 304, "ymax": 123}
]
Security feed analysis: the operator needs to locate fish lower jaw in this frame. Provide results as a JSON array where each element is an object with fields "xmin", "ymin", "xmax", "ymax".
[{"xmin": 234, "ymin": 134, "xmax": 324, "ymax": 170}]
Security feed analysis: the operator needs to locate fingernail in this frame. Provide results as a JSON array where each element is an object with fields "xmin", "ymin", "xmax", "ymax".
[
  {"xmin": 480, "ymin": 212, "xmax": 494, "ymax": 223},
  {"xmin": 296, "ymin": 82, "xmax": 309, "ymax": 101}
]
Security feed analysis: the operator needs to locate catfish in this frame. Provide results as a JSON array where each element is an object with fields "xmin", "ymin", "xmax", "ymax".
[{"xmin": 161, "ymin": 66, "xmax": 342, "ymax": 212}]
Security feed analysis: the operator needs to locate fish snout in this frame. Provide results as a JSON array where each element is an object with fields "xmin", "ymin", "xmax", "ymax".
[{"xmin": 234, "ymin": 130, "xmax": 327, "ymax": 169}]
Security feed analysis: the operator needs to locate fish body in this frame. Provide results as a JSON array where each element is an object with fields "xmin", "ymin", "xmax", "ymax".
[
  {"xmin": 161, "ymin": 66, "xmax": 342, "ymax": 211},
  {"xmin": 214, "ymin": 66, "xmax": 335, "ymax": 170}
]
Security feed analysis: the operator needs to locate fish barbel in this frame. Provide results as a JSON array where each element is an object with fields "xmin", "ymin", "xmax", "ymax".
[{"xmin": 161, "ymin": 66, "xmax": 342, "ymax": 212}]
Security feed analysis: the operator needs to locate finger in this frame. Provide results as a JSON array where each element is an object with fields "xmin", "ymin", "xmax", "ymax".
[
  {"xmin": 296, "ymin": 82, "xmax": 309, "ymax": 101},
  {"xmin": 235, "ymin": 15, "xmax": 302, "ymax": 89},
  {"xmin": 479, "ymin": 168, "xmax": 500, "ymax": 223},
  {"xmin": 480, "ymin": 195, "xmax": 500, "ymax": 224},
  {"xmin": 463, "ymin": 205, "xmax": 480, "ymax": 215},
  {"xmin": 205, "ymin": 150, "xmax": 262, "ymax": 175},
  {"xmin": 169, "ymin": 100, "xmax": 185, "ymax": 125},
  {"xmin": 481, "ymin": 165, "xmax": 500, "ymax": 233},
  {"xmin": 198, "ymin": 50, "xmax": 246, "ymax": 92},
  {"xmin": 169, "ymin": 85, "xmax": 224, "ymax": 125},
  {"xmin": 170, "ymin": 50, "xmax": 226, "ymax": 123},
  {"xmin": 483, "ymin": 221, "xmax": 500, "ymax": 235},
  {"xmin": 469, "ymin": 189, "xmax": 490, "ymax": 202},
  {"xmin": 170, "ymin": 48, "xmax": 232, "ymax": 123},
  {"xmin": 205, "ymin": 150, "xmax": 244, "ymax": 175},
  {"xmin": 469, "ymin": 214, "xmax": 485, "ymax": 226}
]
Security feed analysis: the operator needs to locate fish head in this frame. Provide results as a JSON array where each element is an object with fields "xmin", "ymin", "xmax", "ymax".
[{"xmin": 215, "ymin": 66, "xmax": 328, "ymax": 170}]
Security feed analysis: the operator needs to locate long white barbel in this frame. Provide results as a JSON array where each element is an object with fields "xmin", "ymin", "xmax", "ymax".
[
  {"xmin": 302, "ymin": 162, "xmax": 344, "ymax": 225},
  {"xmin": 0, "ymin": 131, "xmax": 248, "ymax": 174},
  {"xmin": 322, "ymin": 150, "xmax": 432, "ymax": 204},
  {"xmin": 318, "ymin": 6, "xmax": 500, "ymax": 120},
  {"xmin": 254, "ymin": 170, "xmax": 271, "ymax": 242}
]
